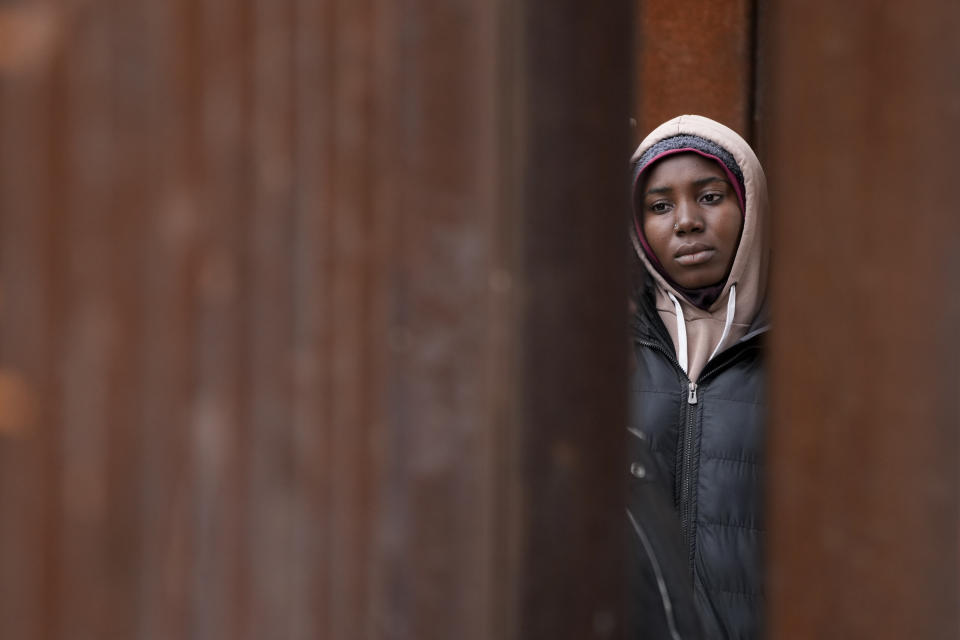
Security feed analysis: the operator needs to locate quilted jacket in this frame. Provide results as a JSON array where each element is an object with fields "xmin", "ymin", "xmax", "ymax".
[{"xmin": 629, "ymin": 282, "xmax": 767, "ymax": 639}]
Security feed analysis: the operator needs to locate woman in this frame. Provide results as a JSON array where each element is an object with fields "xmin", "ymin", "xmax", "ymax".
[{"xmin": 627, "ymin": 115, "xmax": 769, "ymax": 639}]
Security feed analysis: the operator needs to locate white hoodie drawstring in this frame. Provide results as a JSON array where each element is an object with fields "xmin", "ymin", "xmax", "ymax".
[
  {"xmin": 668, "ymin": 283, "xmax": 737, "ymax": 377},
  {"xmin": 667, "ymin": 292, "xmax": 688, "ymax": 374},
  {"xmin": 708, "ymin": 283, "xmax": 737, "ymax": 362}
]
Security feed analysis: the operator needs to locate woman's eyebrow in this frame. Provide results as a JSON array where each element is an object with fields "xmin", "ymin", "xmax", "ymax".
[
  {"xmin": 692, "ymin": 176, "xmax": 728, "ymax": 188},
  {"xmin": 644, "ymin": 176, "xmax": 727, "ymax": 197},
  {"xmin": 644, "ymin": 185, "xmax": 673, "ymax": 196}
]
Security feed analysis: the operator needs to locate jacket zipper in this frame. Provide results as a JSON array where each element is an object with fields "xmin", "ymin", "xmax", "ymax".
[
  {"xmin": 678, "ymin": 380, "xmax": 698, "ymax": 572},
  {"xmin": 637, "ymin": 339, "xmax": 699, "ymax": 572},
  {"xmin": 636, "ymin": 336, "xmax": 761, "ymax": 576}
]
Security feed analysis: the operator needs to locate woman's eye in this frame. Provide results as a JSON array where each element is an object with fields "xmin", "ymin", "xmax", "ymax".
[
  {"xmin": 701, "ymin": 193, "xmax": 722, "ymax": 204},
  {"xmin": 649, "ymin": 202, "xmax": 670, "ymax": 213}
]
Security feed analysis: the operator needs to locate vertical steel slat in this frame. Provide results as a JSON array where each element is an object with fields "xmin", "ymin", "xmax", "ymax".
[
  {"xmin": 0, "ymin": 5, "xmax": 63, "ymax": 638},
  {"xmin": 516, "ymin": 3, "xmax": 631, "ymax": 637},
  {"xmin": 633, "ymin": 0, "xmax": 755, "ymax": 142},
  {"xmin": 193, "ymin": 0, "xmax": 254, "ymax": 637},
  {"xmin": 765, "ymin": 1, "xmax": 960, "ymax": 638}
]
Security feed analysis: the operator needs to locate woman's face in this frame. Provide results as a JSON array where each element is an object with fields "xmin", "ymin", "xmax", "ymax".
[{"xmin": 640, "ymin": 153, "xmax": 743, "ymax": 289}]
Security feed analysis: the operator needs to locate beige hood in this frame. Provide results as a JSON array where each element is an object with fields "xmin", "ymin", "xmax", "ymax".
[{"xmin": 631, "ymin": 115, "xmax": 769, "ymax": 382}]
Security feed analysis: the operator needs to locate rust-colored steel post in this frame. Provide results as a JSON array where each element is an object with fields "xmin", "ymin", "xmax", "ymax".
[
  {"xmin": 0, "ymin": 1, "xmax": 632, "ymax": 639},
  {"xmin": 765, "ymin": 2, "xmax": 960, "ymax": 638},
  {"xmin": 633, "ymin": 0, "xmax": 755, "ymax": 142},
  {"xmin": 513, "ymin": 4, "xmax": 633, "ymax": 638},
  {"xmin": 368, "ymin": 1, "xmax": 633, "ymax": 637}
]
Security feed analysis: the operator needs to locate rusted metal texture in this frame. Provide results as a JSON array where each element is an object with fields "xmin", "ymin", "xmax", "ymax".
[
  {"xmin": 0, "ymin": 1, "xmax": 632, "ymax": 639},
  {"xmin": 516, "ymin": 3, "xmax": 632, "ymax": 638},
  {"xmin": 765, "ymin": 1, "xmax": 960, "ymax": 638},
  {"xmin": 633, "ymin": 0, "xmax": 755, "ymax": 142}
]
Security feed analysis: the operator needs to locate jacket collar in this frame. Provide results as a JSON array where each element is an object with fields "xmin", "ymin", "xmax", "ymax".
[{"xmin": 632, "ymin": 277, "xmax": 770, "ymax": 353}]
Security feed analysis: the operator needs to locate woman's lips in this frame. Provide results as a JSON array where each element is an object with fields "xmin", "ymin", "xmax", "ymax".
[{"xmin": 674, "ymin": 243, "xmax": 715, "ymax": 266}]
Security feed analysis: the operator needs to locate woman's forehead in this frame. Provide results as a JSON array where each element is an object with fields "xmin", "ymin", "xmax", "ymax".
[{"xmin": 643, "ymin": 153, "xmax": 729, "ymax": 189}]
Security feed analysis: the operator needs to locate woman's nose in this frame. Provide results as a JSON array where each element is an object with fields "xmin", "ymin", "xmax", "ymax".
[{"xmin": 674, "ymin": 200, "xmax": 704, "ymax": 234}]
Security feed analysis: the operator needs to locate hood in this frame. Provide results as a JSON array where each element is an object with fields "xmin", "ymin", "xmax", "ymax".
[{"xmin": 630, "ymin": 115, "xmax": 769, "ymax": 382}]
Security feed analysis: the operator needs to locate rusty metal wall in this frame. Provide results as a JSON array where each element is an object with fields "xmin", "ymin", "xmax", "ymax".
[
  {"xmin": 764, "ymin": 1, "xmax": 960, "ymax": 638},
  {"xmin": 633, "ymin": 0, "xmax": 755, "ymax": 142},
  {"xmin": 0, "ymin": 1, "xmax": 632, "ymax": 639}
]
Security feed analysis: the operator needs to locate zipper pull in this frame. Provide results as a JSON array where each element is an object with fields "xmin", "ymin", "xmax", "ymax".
[{"xmin": 688, "ymin": 382, "xmax": 698, "ymax": 404}]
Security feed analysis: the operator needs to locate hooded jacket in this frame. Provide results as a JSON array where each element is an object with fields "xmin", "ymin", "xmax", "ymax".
[
  {"xmin": 627, "ymin": 115, "xmax": 769, "ymax": 640},
  {"xmin": 630, "ymin": 115, "xmax": 769, "ymax": 383}
]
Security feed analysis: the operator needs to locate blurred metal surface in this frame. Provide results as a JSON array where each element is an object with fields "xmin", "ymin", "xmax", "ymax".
[
  {"xmin": 765, "ymin": 1, "xmax": 960, "ymax": 638},
  {"xmin": 0, "ymin": 1, "xmax": 632, "ymax": 639},
  {"xmin": 515, "ymin": 4, "xmax": 632, "ymax": 638}
]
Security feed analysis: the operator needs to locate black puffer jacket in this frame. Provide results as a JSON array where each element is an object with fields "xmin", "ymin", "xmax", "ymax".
[
  {"xmin": 626, "ymin": 413, "xmax": 703, "ymax": 640},
  {"xmin": 629, "ymin": 284, "xmax": 767, "ymax": 639}
]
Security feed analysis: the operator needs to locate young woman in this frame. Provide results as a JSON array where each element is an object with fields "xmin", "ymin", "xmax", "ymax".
[{"xmin": 626, "ymin": 115, "xmax": 769, "ymax": 639}]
